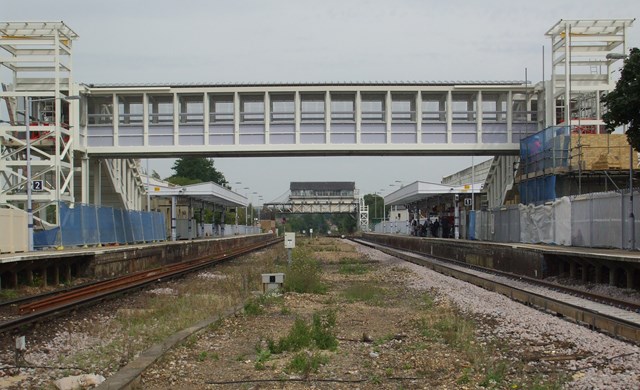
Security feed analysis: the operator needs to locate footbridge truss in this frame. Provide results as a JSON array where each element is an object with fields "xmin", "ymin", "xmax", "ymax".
[{"xmin": 81, "ymin": 81, "xmax": 540, "ymax": 158}]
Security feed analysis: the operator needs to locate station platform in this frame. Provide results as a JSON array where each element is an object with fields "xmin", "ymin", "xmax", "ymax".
[
  {"xmin": 361, "ymin": 233, "xmax": 640, "ymax": 290},
  {"xmin": 0, "ymin": 234, "xmax": 274, "ymax": 290}
]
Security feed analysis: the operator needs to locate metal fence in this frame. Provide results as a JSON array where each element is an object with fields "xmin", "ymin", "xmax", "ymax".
[
  {"xmin": 34, "ymin": 202, "xmax": 166, "ymax": 249},
  {"xmin": 374, "ymin": 190, "xmax": 639, "ymax": 250}
]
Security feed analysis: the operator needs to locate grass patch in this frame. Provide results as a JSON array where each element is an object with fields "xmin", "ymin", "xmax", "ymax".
[
  {"xmin": 254, "ymin": 347, "xmax": 271, "ymax": 370},
  {"xmin": 284, "ymin": 248, "xmax": 326, "ymax": 294},
  {"xmin": 479, "ymin": 361, "xmax": 507, "ymax": 387},
  {"xmin": 342, "ymin": 282, "xmax": 386, "ymax": 305},
  {"xmin": 416, "ymin": 301, "xmax": 475, "ymax": 351},
  {"xmin": 266, "ymin": 310, "xmax": 338, "ymax": 354},
  {"xmin": 338, "ymin": 258, "xmax": 370, "ymax": 275},
  {"xmin": 244, "ymin": 289, "xmax": 286, "ymax": 316},
  {"xmin": 0, "ymin": 289, "xmax": 19, "ymax": 301},
  {"xmin": 196, "ymin": 351, "xmax": 218, "ymax": 362},
  {"xmin": 288, "ymin": 351, "xmax": 328, "ymax": 376}
]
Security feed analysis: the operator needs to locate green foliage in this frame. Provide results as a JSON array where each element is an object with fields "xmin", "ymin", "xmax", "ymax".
[
  {"xmin": 282, "ymin": 213, "xmax": 357, "ymax": 235},
  {"xmin": 167, "ymin": 157, "xmax": 227, "ymax": 185},
  {"xmin": 457, "ymin": 367, "xmax": 472, "ymax": 385},
  {"xmin": 0, "ymin": 289, "xmax": 19, "ymax": 301},
  {"xmin": 311, "ymin": 310, "xmax": 338, "ymax": 350},
  {"xmin": 421, "ymin": 293, "xmax": 435, "ymax": 310},
  {"xmin": 342, "ymin": 283, "xmax": 386, "ymax": 305},
  {"xmin": 267, "ymin": 310, "xmax": 337, "ymax": 354},
  {"xmin": 602, "ymin": 48, "xmax": 640, "ymax": 151},
  {"xmin": 479, "ymin": 361, "xmax": 507, "ymax": 387},
  {"xmin": 338, "ymin": 258, "xmax": 370, "ymax": 275},
  {"xmin": 243, "ymin": 298, "xmax": 264, "ymax": 316},
  {"xmin": 254, "ymin": 348, "xmax": 271, "ymax": 370},
  {"xmin": 165, "ymin": 176, "xmax": 202, "ymax": 186},
  {"xmin": 363, "ymin": 193, "xmax": 385, "ymax": 223},
  {"xmin": 284, "ymin": 249, "xmax": 326, "ymax": 294},
  {"xmin": 287, "ymin": 351, "xmax": 328, "ymax": 376},
  {"xmin": 267, "ymin": 317, "xmax": 312, "ymax": 353},
  {"xmin": 196, "ymin": 351, "xmax": 208, "ymax": 362}
]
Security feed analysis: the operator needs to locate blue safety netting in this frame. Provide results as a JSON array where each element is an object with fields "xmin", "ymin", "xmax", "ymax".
[
  {"xmin": 520, "ymin": 126, "xmax": 571, "ymax": 175},
  {"xmin": 33, "ymin": 202, "xmax": 166, "ymax": 249},
  {"xmin": 468, "ymin": 211, "xmax": 476, "ymax": 240},
  {"xmin": 153, "ymin": 212, "xmax": 164, "ymax": 240},
  {"xmin": 98, "ymin": 206, "xmax": 117, "ymax": 244},
  {"xmin": 519, "ymin": 175, "xmax": 557, "ymax": 205}
]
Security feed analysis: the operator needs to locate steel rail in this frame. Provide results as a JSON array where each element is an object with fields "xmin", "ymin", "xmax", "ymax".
[
  {"xmin": 355, "ymin": 238, "xmax": 640, "ymax": 312},
  {"xmin": 353, "ymin": 238, "xmax": 640, "ymax": 344},
  {"xmin": 0, "ymin": 237, "xmax": 281, "ymax": 334}
]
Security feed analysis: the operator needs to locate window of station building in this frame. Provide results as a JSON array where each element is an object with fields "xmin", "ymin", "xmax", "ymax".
[
  {"xmin": 148, "ymin": 95, "xmax": 174, "ymax": 125},
  {"xmin": 209, "ymin": 94, "xmax": 234, "ymax": 123},
  {"xmin": 361, "ymin": 94, "xmax": 385, "ymax": 122},
  {"xmin": 300, "ymin": 94, "xmax": 325, "ymax": 122},
  {"xmin": 331, "ymin": 94, "xmax": 355, "ymax": 121},
  {"xmin": 87, "ymin": 96, "xmax": 114, "ymax": 125},
  {"xmin": 118, "ymin": 95, "xmax": 143, "ymax": 125},
  {"xmin": 179, "ymin": 95, "xmax": 204, "ymax": 124},
  {"xmin": 451, "ymin": 92, "xmax": 477, "ymax": 121},
  {"xmin": 270, "ymin": 94, "xmax": 294, "ymax": 122},
  {"xmin": 240, "ymin": 95, "xmax": 264, "ymax": 122},
  {"xmin": 421, "ymin": 93, "xmax": 446, "ymax": 121},
  {"xmin": 482, "ymin": 93, "xmax": 507, "ymax": 122},
  {"xmin": 391, "ymin": 94, "xmax": 416, "ymax": 122}
]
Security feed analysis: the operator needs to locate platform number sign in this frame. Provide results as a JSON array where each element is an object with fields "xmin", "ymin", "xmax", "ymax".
[
  {"xmin": 464, "ymin": 198, "xmax": 472, "ymax": 207},
  {"xmin": 32, "ymin": 180, "xmax": 44, "ymax": 192}
]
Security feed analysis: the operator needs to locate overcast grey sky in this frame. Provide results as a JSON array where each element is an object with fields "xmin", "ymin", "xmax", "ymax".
[{"xmin": 4, "ymin": 0, "xmax": 640, "ymax": 202}]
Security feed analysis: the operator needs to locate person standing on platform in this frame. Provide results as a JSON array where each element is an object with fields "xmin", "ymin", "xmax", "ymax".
[{"xmin": 431, "ymin": 218, "xmax": 440, "ymax": 237}]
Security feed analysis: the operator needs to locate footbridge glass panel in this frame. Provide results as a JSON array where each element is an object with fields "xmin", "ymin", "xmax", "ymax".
[
  {"xmin": 148, "ymin": 94, "xmax": 174, "ymax": 146},
  {"xmin": 209, "ymin": 94, "xmax": 234, "ymax": 145},
  {"xmin": 270, "ymin": 93, "xmax": 295, "ymax": 144},
  {"xmin": 421, "ymin": 92, "xmax": 447, "ymax": 143},
  {"xmin": 300, "ymin": 93, "xmax": 325, "ymax": 144}
]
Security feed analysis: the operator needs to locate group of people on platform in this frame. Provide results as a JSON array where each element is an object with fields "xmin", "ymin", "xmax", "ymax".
[{"xmin": 410, "ymin": 215, "xmax": 454, "ymax": 238}]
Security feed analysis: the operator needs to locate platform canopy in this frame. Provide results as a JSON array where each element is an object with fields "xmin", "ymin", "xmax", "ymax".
[
  {"xmin": 148, "ymin": 180, "xmax": 248, "ymax": 208},
  {"xmin": 385, "ymin": 181, "xmax": 482, "ymax": 206}
]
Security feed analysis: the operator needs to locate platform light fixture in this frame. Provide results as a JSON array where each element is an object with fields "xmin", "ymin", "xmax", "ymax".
[{"xmin": 25, "ymin": 94, "xmax": 80, "ymax": 251}]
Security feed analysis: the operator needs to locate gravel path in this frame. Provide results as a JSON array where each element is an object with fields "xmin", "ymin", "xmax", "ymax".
[{"xmin": 354, "ymin": 242, "xmax": 640, "ymax": 390}]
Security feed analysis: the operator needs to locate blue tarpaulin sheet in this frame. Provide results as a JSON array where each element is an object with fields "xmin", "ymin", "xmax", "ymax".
[{"xmin": 33, "ymin": 202, "xmax": 166, "ymax": 249}]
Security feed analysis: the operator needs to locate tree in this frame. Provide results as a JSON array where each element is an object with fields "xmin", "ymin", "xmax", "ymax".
[
  {"xmin": 364, "ymin": 193, "xmax": 385, "ymax": 223},
  {"xmin": 166, "ymin": 157, "xmax": 228, "ymax": 185},
  {"xmin": 602, "ymin": 48, "xmax": 640, "ymax": 151}
]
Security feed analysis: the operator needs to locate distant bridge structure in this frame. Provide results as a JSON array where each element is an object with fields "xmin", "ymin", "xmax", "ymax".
[{"xmin": 264, "ymin": 181, "xmax": 369, "ymax": 231}]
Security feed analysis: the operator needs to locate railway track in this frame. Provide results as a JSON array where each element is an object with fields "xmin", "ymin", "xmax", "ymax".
[
  {"xmin": 0, "ymin": 237, "xmax": 282, "ymax": 334},
  {"xmin": 352, "ymin": 238, "xmax": 640, "ymax": 344}
]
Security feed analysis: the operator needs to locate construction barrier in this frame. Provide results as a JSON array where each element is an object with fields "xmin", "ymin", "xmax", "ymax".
[
  {"xmin": 34, "ymin": 202, "xmax": 166, "ymax": 249},
  {"xmin": 0, "ymin": 208, "xmax": 28, "ymax": 253}
]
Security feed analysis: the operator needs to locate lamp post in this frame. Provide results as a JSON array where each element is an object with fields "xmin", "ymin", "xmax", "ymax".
[
  {"xmin": 606, "ymin": 52, "xmax": 634, "ymax": 249},
  {"xmin": 243, "ymin": 187, "xmax": 250, "ymax": 227},
  {"xmin": 25, "ymin": 95, "xmax": 80, "ymax": 251},
  {"xmin": 234, "ymin": 181, "xmax": 242, "ymax": 233},
  {"xmin": 258, "ymin": 196, "xmax": 263, "ymax": 229},
  {"xmin": 251, "ymin": 191, "xmax": 258, "ymax": 230}
]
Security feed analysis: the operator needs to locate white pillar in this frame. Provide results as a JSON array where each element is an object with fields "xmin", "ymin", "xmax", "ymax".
[{"xmin": 171, "ymin": 195, "xmax": 177, "ymax": 241}]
